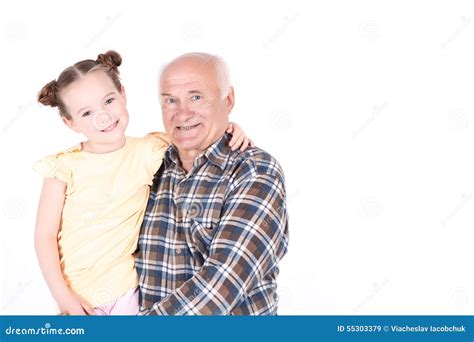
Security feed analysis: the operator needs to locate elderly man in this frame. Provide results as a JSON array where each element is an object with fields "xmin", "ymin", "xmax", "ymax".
[{"xmin": 135, "ymin": 53, "xmax": 289, "ymax": 315}]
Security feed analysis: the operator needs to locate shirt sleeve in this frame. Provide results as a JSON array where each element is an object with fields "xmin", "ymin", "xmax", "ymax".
[
  {"xmin": 143, "ymin": 132, "xmax": 170, "ymax": 184},
  {"xmin": 33, "ymin": 154, "xmax": 72, "ymax": 185},
  {"xmin": 142, "ymin": 159, "xmax": 289, "ymax": 315}
]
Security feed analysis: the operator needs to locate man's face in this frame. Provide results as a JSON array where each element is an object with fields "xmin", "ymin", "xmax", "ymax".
[{"xmin": 160, "ymin": 58, "xmax": 234, "ymax": 154}]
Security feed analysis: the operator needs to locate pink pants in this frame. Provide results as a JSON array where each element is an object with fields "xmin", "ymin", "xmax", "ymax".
[{"xmin": 93, "ymin": 286, "xmax": 140, "ymax": 315}]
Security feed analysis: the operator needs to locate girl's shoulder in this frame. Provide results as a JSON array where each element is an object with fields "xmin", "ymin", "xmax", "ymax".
[
  {"xmin": 32, "ymin": 144, "xmax": 82, "ymax": 184},
  {"xmin": 129, "ymin": 133, "xmax": 170, "ymax": 179},
  {"xmin": 54, "ymin": 144, "xmax": 83, "ymax": 158},
  {"xmin": 143, "ymin": 132, "xmax": 171, "ymax": 146},
  {"xmin": 129, "ymin": 132, "xmax": 171, "ymax": 152},
  {"xmin": 37, "ymin": 143, "xmax": 82, "ymax": 165}
]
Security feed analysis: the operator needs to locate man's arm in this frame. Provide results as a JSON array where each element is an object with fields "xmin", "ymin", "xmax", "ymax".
[{"xmin": 143, "ymin": 160, "xmax": 289, "ymax": 315}]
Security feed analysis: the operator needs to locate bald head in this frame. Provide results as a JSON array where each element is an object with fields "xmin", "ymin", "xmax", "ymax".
[{"xmin": 160, "ymin": 53, "xmax": 231, "ymax": 99}]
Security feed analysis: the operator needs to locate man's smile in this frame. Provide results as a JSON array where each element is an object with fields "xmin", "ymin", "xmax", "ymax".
[{"xmin": 176, "ymin": 123, "xmax": 201, "ymax": 131}]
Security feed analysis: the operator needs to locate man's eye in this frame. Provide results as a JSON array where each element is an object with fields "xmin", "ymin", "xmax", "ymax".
[
  {"xmin": 166, "ymin": 98, "xmax": 176, "ymax": 104},
  {"xmin": 191, "ymin": 95, "xmax": 202, "ymax": 101},
  {"xmin": 105, "ymin": 98, "xmax": 115, "ymax": 105},
  {"xmin": 82, "ymin": 111, "xmax": 92, "ymax": 117}
]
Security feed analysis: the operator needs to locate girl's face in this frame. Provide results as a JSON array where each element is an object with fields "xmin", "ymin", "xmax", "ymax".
[{"xmin": 61, "ymin": 70, "xmax": 129, "ymax": 144}]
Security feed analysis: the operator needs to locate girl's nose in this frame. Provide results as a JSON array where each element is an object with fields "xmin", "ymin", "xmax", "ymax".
[{"xmin": 92, "ymin": 111, "xmax": 115, "ymax": 131}]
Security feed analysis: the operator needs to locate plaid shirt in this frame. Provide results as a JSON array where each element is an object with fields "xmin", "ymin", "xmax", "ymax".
[{"xmin": 135, "ymin": 133, "xmax": 289, "ymax": 315}]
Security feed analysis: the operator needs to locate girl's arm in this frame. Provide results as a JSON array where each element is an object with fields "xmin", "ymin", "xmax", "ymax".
[{"xmin": 35, "ymin": 178, "xmax": 94, "ymax": 315}]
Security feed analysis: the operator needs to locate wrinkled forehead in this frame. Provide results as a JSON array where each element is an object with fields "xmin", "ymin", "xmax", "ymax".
[{"xmin": 160, "ymin": 59, "xmax": 219, "ymax": 94}]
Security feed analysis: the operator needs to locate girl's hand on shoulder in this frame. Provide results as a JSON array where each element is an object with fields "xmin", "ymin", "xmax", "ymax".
[{"xmin": 227, "ymin": 122, "xmax": 255, "ymax": 152}]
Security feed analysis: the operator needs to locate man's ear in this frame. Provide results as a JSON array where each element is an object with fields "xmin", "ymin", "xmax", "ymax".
[
  {"xmin": 62, "ymin": 116, "xmax": 80, "ymax": 133},
  {"xmin": 120, "ymin": 85, "xmax": 127, "ymax": 105},
  {"xmin": 224, "ymin": 86, "xmax": 235, "ymax": 116}
]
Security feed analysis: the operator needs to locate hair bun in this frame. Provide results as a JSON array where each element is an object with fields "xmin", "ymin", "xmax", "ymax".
[
  {"xmin": 37, "ymin": 80, "xmax": 58, "ymax": 107},
  {"xmin": 96, "ymin": 50, "xmax": 122, "ymax": 72}
]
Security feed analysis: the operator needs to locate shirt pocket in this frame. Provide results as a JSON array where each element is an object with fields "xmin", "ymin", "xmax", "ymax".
[
  {"xmin": 183, "ymin": 198, "xmax": 222, "ymax": 258},
  {"xmin": 189, "ymin": 219, "xmax": 216, "ymax": 261}
]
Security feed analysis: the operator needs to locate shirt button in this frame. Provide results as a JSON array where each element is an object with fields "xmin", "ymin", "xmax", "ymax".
[{"xmin": 176, "ymin": 248, "xmax": 181, "ymax": 254}]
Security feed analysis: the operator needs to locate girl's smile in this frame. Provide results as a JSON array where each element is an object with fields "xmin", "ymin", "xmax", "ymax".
[{"xmin": 100, "ymin": 119, "xmax": 120, "ymax": 133}]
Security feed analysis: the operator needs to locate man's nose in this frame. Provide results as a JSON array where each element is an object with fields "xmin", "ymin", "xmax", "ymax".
[{"xmin": 177, "ymin": 102, "xmax": 193, "ymax": 118}]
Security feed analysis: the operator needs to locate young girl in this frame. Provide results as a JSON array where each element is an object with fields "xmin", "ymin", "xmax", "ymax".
[{"xmin": 34, "ymin": 51, "xmax": 252, "ymax": 316}]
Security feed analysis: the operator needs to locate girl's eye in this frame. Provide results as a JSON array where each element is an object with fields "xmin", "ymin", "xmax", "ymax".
[
  {"xmin": 105, "ymin": 98, "xmax": 115, "ymax": 105},
  {"xmin": 191, "ymin": 95, "xmax": 201, "ymax": 101},
  {"xmin": 82, "ymin": 111, "xmax": 92, "ymax": 117}
]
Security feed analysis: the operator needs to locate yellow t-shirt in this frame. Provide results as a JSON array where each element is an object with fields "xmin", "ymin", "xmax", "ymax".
[{"xmin": 33, "ymin": 133, "xmax": 169, "ymax": 308}]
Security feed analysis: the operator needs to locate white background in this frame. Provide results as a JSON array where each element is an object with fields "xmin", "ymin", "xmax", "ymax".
[{"xmin": 1, "ymin": 0, "xmax": 473, "ymax": 315}]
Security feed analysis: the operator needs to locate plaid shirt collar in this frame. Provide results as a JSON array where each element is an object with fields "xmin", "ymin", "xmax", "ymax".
[{"xmin": 164, "ymin": 132, "xmax": 231, "ymax": 171}]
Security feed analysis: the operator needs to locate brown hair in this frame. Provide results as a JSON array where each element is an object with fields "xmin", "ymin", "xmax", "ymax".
[{"xmin": 37, "ymin": 50, "xmax": 123, "ymax": 119}]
